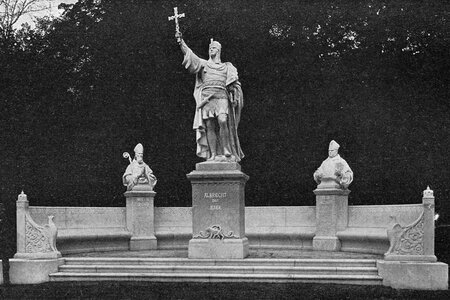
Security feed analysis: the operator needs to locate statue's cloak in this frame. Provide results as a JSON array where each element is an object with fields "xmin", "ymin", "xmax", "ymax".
[
  {"xmin": 182, "ymin": 47, "xmax": 244, "ymax": 161},
  {"xmin": 314, "ymin": 154, "xmax": 353, "ymax": 188}
]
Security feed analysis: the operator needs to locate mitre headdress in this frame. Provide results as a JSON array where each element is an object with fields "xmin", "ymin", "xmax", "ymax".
[
  {"xmin": 328, "ymin": 140, "xmax": 340, "ymax": 151},
  {"xmin": 134, "ymin": 143, "xmax": 144, "ymax": 154}
]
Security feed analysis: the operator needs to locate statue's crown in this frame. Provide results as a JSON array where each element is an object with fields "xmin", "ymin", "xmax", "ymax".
[{"xmin": 209, "ymin": 38, "xmax": 221, "ymax": 50}]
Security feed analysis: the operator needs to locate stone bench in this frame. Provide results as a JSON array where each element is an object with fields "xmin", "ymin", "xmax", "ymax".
[
  {"xmin": 246, "ymin": 227, "xmax": 316, "ymax": 250},
  {"xmin": 336, "ymin": 204, "xmax": 424, "ymax": 254},
  {"xmin": 58, "ymin": 228, "xmax": 132, "ymax": 240},
  {"xmin": 153, "ymin": 227, "xmax": 316, "ymax": 250},
  {"xmin": 57, "ymin": 228, "xmax": 132, "ymax": 254},
  {"xmin": 25, "ymin": 204, "xmax": 423, "ymax": 255},
  {"xmin": 155, "ymin": 231, "xmax": 192, "ymax": 249},
  {"xmin": 337, "ymin": 228, "xmax": 389, "ymax": 254},
  {"xmin": 29, "ymin": 207, "xmax": 131, "ymax": 255},
  {"xmin": 246, "ymin": 207, "xmax": 316, "ymax": 250},
  {"xmin": 154, "ymin": 207, "xmax": 192, "ymax": 250}
]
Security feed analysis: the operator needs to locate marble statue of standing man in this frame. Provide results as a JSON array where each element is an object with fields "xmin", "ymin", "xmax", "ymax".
[{"xmin": 175, "ymin": 32, "xmax": 244, "ymax": 162}]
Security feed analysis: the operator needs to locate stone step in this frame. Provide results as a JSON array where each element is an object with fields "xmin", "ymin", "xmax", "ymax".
[
  {"xmin": 59, "ymin": 264, "xmax": 379, "ymax": 275},
  {"xmin": 49, "ymin": 272, "xmax": 382, "ymax": 285},
  {"xmin": 63, "ymin": 257, "xmax": 378, "ymax": 268}
]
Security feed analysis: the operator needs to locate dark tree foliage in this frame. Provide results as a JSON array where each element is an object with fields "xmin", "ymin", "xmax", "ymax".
[{"xmin": 0, "ymin": 0, "xmax": 449, "ymax": 224}]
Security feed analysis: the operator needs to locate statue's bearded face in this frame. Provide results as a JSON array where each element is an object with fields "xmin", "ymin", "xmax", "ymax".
[
  {"xmin": 135, "ymin": 153, "xmax": 144, "ymax": 163},
  {"xmin": 328, "ymin": 149, "xmax": 338, "ymax": 158}
]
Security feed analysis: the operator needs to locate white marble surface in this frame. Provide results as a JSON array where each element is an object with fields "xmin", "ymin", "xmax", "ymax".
[
  {"xmin": 9, "ymin": 258, "xmax": 64, "ymax": 284},
  {"xmin": 378, "ymin": 260, "xmax": 448, "ymax": 290},
  {"xmin": 25, "ymin": 204, "xmax": 428, "ymax": 255},
  {"xmin": 29, "ymin": 207, "xmax": 126, "ymax": 229},
  {"xmin": 348, "ymin": 204, "xmax": 422, "ymax": 228}
]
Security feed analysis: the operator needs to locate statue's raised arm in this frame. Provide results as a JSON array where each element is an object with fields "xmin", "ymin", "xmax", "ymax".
[
  {"xmin": 177, "ymin": 35, "xmax": 206, "ymax": 75},
  {"xmin": 175, "ymin": 32, "xmax": 189, "ymax": 55}
]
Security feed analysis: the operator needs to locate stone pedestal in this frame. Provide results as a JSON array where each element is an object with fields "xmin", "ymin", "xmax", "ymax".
[
  {"xmin": 9, "ymin": 258, "xmax": 63, "ymax": 284},
  {"xmin": 0, "ymin": 260, "xmax": 3, "ymax": 285},
  {"xmin": 125, "ymin": 184, "xmax": 157, "ymax": 250},
  {"xmin": 313, "ymin": 181, "xmax": 349, "ymax": 251},
  {"xmin": 378, "ymin": 261, "xmax": 448, "ymax": 290},
  {"xmin": 187, "ymin": 162, "xmax": 249, "ymax": 259}
]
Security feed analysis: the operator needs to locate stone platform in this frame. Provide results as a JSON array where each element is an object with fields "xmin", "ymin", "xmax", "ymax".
[
  {"xmin": 50, "ymin": 250, "xmax": 383, "ymax": 285},
  {"xmin": 64, "ymin": 249, "xmax": 382, "ymax": 259}
]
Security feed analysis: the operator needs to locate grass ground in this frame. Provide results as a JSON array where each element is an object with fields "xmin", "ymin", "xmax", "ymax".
[{"xmin": 1, "ymin": 281, "xmax": 450, "ymax": 299}]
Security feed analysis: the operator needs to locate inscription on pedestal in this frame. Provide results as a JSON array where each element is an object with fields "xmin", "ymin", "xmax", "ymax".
[{"xmin": 205, "ymin": 192, "xmax": 226, "ymax": 210}]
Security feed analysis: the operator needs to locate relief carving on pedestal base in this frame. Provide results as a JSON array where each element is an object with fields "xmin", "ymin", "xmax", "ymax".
[{"xmin": 193, "ymin": 225, "xmax": 239, "ymax": 240}]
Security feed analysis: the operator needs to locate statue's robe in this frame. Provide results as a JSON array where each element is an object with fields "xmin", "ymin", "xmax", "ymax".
[
  {"xmin": 313, "ymin": 154, "xmax": 353, "ymax": 188},
  {"xmin": 182, "ymin": 46, "xmax": 244, "ymax": 161},
  {"xmin": 122, "ymin": 160, "xmax": 157, "ymax": 190}
]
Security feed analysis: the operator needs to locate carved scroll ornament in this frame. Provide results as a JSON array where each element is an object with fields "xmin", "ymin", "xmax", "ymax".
[
  {"xmin": 193, "ymin": 225, "xmax": 239, "ymax": 240},
  {"xmin": 385, "ymin": 211, "xmax": 424, "ymax": 256},
  {"xmin": 25, "ymin": 213, "xmax": 59, "ymax": 254}
]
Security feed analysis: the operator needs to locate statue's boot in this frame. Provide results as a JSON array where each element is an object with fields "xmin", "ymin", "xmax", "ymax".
[
  {"xmin": 220, "ymin": 127, "xmax": 232, "ymax": 157},
  {"xmin": 206, "ymin": 120, "xmax": 218, "ymax": 161}
]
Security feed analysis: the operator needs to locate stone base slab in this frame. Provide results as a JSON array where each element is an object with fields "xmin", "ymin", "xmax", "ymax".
[
  {"xmin": 14, "ymin": 251, "xmax": 61, "ymax": 259},
  {"xmin": 195, "ymin": 161, "xmax": 241, "ymax": 171},
  {"xmin": 313, "ymin": 236, "xmax": 341, "ymax": 251},
  {"xmin": 130, "ymin": 236, "xmax": 157, "ymax": 251},
  {"xmin": 9, "ymin": 258, "xmax": 64, "ymax": 284},
  {"xmin": 384, "ymin": 254, "xmax": 437, "ymax": 262},
  {"xmin": 378, "ymin": 260, "xmax": 448, "ymax": 290},
  {"xmin": 188, "ymin": 238, "xmax": 249, "ymax": 259}
]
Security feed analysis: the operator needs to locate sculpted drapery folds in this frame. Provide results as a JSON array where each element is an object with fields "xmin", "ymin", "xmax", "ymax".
[
  {"xmin": 122, "ymin": 143, "xmax": 157, "ymax": 191},
  {"xmin": 178, "ymin": 34, "xmax": 244, "ymax": 162},
  {"xmin": 314, "ymin": 140, "xmax": 353, "ymax": 189}
]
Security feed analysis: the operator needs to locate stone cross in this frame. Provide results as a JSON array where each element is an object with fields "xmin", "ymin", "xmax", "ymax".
[{"xmin": 168, "ymin": 7, "xmax": 185, "ymax": 35}]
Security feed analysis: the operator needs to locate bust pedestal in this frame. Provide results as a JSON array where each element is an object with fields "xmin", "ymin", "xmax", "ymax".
[
  {"xmin": 312, "ymin": 179, "xmax": 349, "ymax": 251},
  {"xmin": 124, "ymin": 184, "xmax": 157, "ymax": 250},
  {"xmin": 187, "ymin": 162, "xmax": 249, "ymax": 259}
]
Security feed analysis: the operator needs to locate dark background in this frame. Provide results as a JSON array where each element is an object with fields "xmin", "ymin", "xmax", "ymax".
[{"xmin": 1, "ymin": 0, "xmax": 449, "ymax": 263}]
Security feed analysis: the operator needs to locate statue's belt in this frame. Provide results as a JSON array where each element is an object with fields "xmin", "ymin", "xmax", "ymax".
[{"xmin": 201, "ymin": 81, "xmax": 226, "ymax": 89}]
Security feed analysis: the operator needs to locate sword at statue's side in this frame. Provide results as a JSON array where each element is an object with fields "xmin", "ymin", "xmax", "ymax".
[
  {"xmin": 229, "ymin": 91, "xmax": 240, "ymax": 150},
  {"xmin": 168, "ymin": 7, "xmax": 185, "ymax": 43}
]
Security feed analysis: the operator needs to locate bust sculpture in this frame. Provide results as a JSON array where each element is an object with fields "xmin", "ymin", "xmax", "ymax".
[
  {"xmin": 122, "ymin": 143, "xmax": 157, "ymax": 191},
  {"xmin": 313, "ymin": 140, "xmax": 353, "ymax": 189}
]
